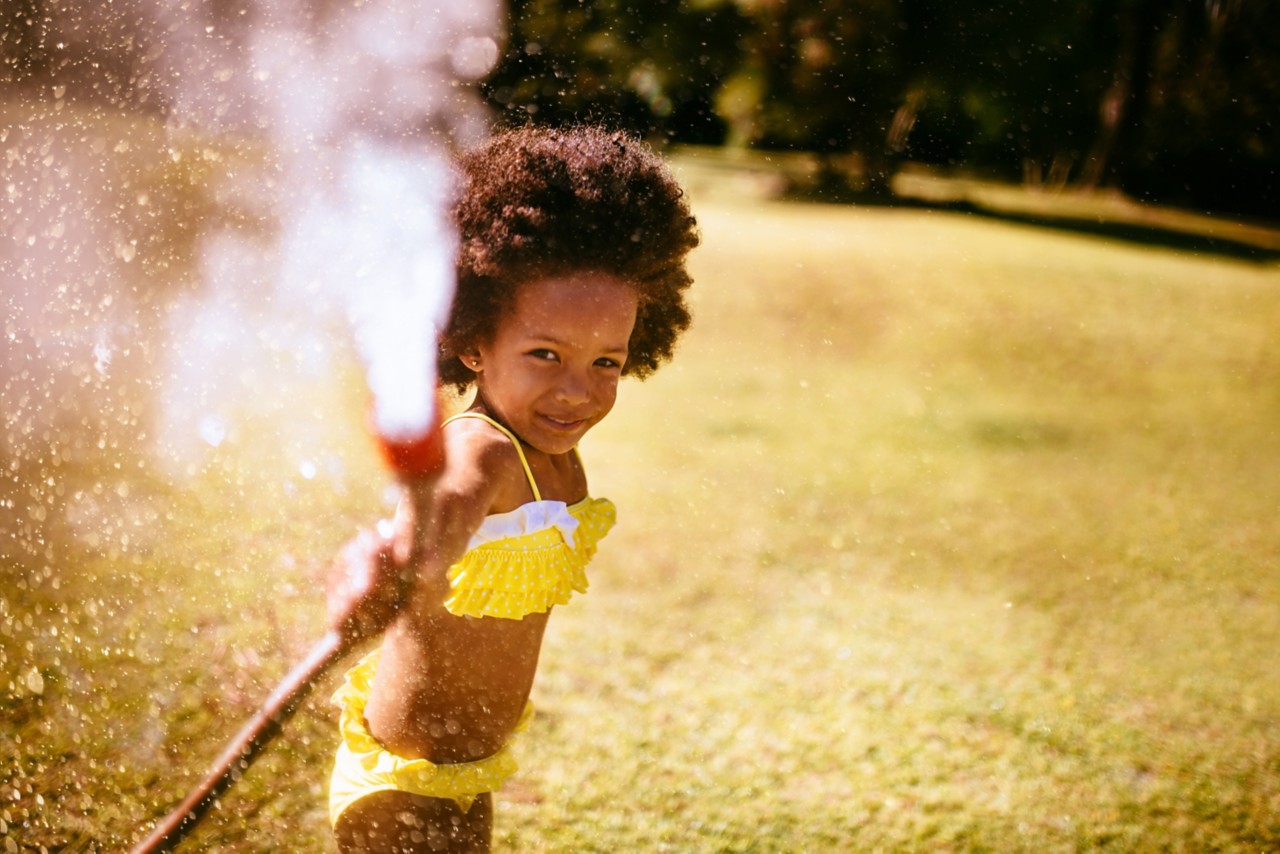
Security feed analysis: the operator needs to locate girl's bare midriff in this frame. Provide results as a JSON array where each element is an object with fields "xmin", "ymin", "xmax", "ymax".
[{"xmin": 363, "ymin": 606, "xmax": 551, "ymax": 764}]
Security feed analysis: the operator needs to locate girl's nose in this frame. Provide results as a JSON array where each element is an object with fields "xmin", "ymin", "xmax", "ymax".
[{"xmin": 555, "ymin": 371, "xmax": 591, "ymax": 405}]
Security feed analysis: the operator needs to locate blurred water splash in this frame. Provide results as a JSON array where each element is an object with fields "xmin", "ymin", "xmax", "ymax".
[
  {"xmin": 2, "ymin": 1, "xmax": 502, "ymax": 846},
  {"xmin": 2, "ymin": 0, "xmax": 502, "ymax": 553},
  {"xmin": 1, "ymin": 107, "xmax": 175, "ymax": 566},
  {"xmin": 275, "ymin": 140, "xmax": 458, "ymax": 443},
  {"xmin": 150, "ymin": 0, "xmax": 501, "ymax": 445}
]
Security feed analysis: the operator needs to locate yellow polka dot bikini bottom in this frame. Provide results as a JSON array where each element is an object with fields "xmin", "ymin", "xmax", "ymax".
[{"xmin": 328, "ymin": 648, "xmax": 533, "ymax": 822}]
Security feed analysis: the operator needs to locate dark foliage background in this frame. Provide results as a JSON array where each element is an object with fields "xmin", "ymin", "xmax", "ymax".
[
  {"xmin": 483, "ymin": 0, "xmax": 1278, "ymax": 218},
  {"xmin": 2, "ymin": 0, "xmax": 1276, "ymax": 215}
]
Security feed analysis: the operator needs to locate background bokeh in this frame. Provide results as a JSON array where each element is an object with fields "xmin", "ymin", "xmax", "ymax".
[{"xmin": 3, "ymin": 1, "xmax": 1279, "ymax": 850}]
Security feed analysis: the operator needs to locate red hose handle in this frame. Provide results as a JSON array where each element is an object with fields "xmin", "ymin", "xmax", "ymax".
[
  {"xmin": 370, "ymin": 394, "xmax": 446, "ymax": 478},
  {"xmin": 376, "ymin": 425, "xmax": 445, "ymax": 477}
]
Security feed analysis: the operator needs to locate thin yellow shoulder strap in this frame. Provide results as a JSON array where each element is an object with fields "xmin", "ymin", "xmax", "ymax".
[{"xmin": 442, "ymin": 412, "xmax": 542, "ymax": 501}]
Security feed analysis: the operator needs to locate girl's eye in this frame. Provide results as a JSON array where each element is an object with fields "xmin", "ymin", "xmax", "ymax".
[
  {"xmin": 528, "ymin": 349, "xmax": 558, "ymax": 361},
  {"xmin": 595, "ymin": 357, "xmax": 623, "ymax": 369}
]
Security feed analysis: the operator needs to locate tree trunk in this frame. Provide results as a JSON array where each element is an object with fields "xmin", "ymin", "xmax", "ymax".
[{"xmin": 1080, "ymin": 0, "xmax": 1165, "ymax": 189}]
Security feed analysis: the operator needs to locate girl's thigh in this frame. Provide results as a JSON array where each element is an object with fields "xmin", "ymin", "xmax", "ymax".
[{"xmin": 333, "ymin": 789, "xmax": 492, "ymax": 853}]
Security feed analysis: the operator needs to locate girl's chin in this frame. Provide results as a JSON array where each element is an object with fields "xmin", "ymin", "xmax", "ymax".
[{"xmin": 529, "ymin": 417, "xmax": 590, "ymax": 451}]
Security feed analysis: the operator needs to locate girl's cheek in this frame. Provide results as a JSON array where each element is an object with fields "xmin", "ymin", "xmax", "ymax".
[{"xmin": 598, "ymin": 378, "xmax": 621, "ymax": 405}]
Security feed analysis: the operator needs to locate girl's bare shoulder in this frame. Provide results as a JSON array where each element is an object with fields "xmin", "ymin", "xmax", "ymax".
[{"xmin": 438, "ymin": 417, "xmax": 530, "ymax": 514}]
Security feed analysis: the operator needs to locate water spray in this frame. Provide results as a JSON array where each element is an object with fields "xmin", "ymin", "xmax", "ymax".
[
  {"xmin": 130, "ymin": 631, "xmax": 349, "ymax": 852},
  {"xmin": 122, "ymin": 0, "xmax": 502, "ymax": 849},
  {"xmin": 131, "ymin": 423, "xmax": 441, "ymax": 853}
]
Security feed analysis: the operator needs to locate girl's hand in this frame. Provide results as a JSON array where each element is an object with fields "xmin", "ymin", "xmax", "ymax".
[
  {"xmin": 326, "ymin": 498, "xmax": 418, "ymax": 644},
  {"xmin": 327, "ymin": 471, "xmax": 442, "ymax": 645}
]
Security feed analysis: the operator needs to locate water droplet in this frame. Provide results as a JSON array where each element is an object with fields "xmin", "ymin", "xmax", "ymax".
[
  {"xmin": 94, "ymin": 342, "xmax": 112, "ymax": 376},
  {"xmin": 25, "ymin": 667, "xmax": 44, "ymax": 696},
  {"xmin": 198, "ymin": 415, "xmax": 227, "ymax": 448},
  {"xmin": 451, "ymin": 36, "xmax": 499, "ymax": 80}
]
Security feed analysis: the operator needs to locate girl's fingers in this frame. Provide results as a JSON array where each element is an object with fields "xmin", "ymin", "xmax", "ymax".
[{"xmin": 328, "ymin": 526, "xmax": 404, "ymax": 641}]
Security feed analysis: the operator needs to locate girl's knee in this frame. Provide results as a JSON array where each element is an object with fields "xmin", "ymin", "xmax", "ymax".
[{"xmin": 334, "ymin": 790, "xmax": 492, "ymax": 853}]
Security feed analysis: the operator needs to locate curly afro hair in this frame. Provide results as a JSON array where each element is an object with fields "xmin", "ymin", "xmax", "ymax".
[{"xmin": 438, "ymin": 124, "xmax": 699, "ymax": 392}]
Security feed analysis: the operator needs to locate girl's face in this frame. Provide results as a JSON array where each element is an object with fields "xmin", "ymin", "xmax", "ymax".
[{"xmin": 468, "ymin": 272, "xmax": 639, "ymax": 455}]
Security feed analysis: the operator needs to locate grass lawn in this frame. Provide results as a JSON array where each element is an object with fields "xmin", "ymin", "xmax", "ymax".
[{"xmin": 3, "ymin": 151, "xmax": 1280, "ymax": 851}]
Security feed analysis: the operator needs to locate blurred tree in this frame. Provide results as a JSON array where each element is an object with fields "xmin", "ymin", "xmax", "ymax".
[
  {"xmin": 7, "ymin": 0, "xmax": 1277, "ymax": 215},
  {"xmin": 488, "ymin": 0, "xmax": 910, "ymax": 192},
  {"xmin": 1078, "ymin": 0, "xmax": 1164, "ymax": 190},
  {"xmin": 484, "ymin": 0, "xmax": 746, "ymax": 143},
  {"xmin": 1121, "ymin": 0, "xmax": 1280, "ymax": 216},
  {"xmin": 890, "ymin": 0, "xmax": 1109, "ymax": 185},
  {"xmin": 719, "ymin": 0, "xmax": 905, "ymax": 194}
]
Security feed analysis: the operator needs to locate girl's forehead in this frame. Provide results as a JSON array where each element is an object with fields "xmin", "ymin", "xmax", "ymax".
[
  {"xmin": 515, "ymin": 273, "xmax": 636, "ymax": 311},
  {"xmin": 502, "ymin": 273, "xmax": 638, "ymax": 338}
]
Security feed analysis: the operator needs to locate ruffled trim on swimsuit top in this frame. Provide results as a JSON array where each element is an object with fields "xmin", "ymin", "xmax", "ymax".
[{"xmin": 443, "ymin": 495, "xmax": 615, "ymax": 620}]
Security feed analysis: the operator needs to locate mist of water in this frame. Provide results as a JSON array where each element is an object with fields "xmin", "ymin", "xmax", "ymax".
[
  {"xmin": 1, "ymin": 3, "xmax": 501, "ymax": 843},
  {"xmin": 153, "ymin": 0, "xmax": 502, "ymax": 445},
  {"xmin": 2, "ymin": 1, "xmax": 502, "ymax": 482}
]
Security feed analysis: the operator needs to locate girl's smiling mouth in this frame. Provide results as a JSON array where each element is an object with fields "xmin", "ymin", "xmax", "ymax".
[{"xmin": 540, "ymin": 414, "xmax": 588, "ymax": 431}]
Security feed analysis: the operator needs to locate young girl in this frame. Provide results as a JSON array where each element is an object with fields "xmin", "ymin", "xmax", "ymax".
[{"xmin": 325, "ymin": 125, "xmax": 698, "ymax": 851}]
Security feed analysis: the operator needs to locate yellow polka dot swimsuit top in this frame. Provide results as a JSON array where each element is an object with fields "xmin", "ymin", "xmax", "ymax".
[{"xmin": 440, "ymin": 412, "xmax": 615, "ymax": 620}]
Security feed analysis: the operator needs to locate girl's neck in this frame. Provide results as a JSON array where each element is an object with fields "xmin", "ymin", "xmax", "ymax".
[
  {"xmin": 467, "ymin": 389, "xmax": 585, "ymax": 499},
  {"xmin": 467, "ymin": 391, "xmax": 528, "ymax": 447}
]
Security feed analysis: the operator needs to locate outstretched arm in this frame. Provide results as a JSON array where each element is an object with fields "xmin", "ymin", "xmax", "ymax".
[{"xmin": 325, "ymin": 419, "xmax": 527, "ymax": 642}]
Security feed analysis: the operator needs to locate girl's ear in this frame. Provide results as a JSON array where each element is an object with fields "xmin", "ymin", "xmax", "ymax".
[{"xmin": 460, "ymin": 353, "xmax": 481, "ymax": 373}]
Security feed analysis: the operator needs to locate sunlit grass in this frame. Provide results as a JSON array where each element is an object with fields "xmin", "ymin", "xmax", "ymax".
[
  {"xmin": 510, "ymin": 197, "xmax": 1280, "ymax": 850},
  {"xmin": 4, "ymin": 173, "xmax": 1280, "ymax": 851}
]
